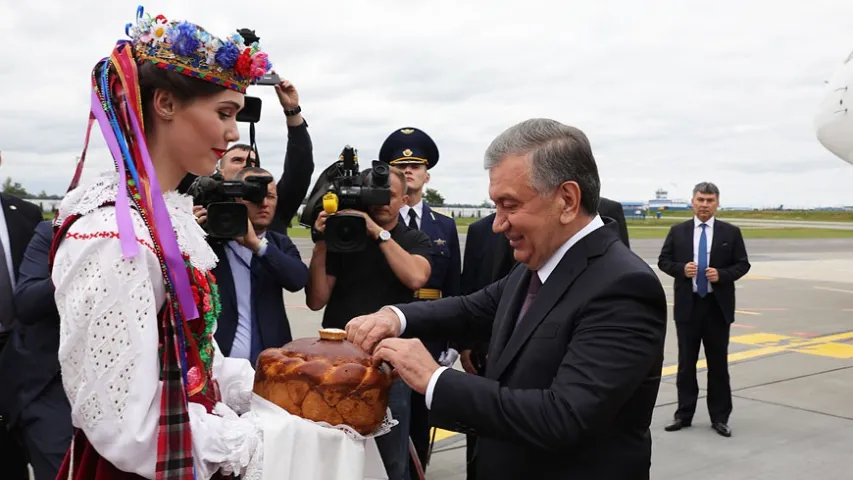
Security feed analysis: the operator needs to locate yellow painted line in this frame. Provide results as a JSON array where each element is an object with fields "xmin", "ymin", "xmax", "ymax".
[
  {"xmin": 431, "ymin": 428, "xmax": 460, "ymax": 441},
  {"xmin": 793, "ymin": 342, "xmax": 853, "ymax": 359},
  {"xmin": 662, "ymin": 330, "xmax": 853, "ymax": 377},
  {"xmin": 730, "ymin": 333, "xmax": 793, "ymax": 346},
  {"xmin": 436, "ymin": 331, "xmax": 853, "ymax": 442},
  {"xmin": 661, "ymin": 343, "xmax": 789, "ymax": 377},
  {"xmin": 814, "ymin": 286, "xmax": 853, "ymax": 294}
]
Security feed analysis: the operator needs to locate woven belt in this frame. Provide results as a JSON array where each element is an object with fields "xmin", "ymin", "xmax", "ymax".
[{"xmin": 414, "ymin": 288, "xmax": 442, "ymax": 300}]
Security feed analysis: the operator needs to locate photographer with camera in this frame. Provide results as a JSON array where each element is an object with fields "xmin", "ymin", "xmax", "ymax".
[
  {"xmin": 196, "ymin": 167, "xmax": 308, "ymax": 366},
  {"xmin": 222, "ymin": 77, "xmax": 313, "ymax": 234},
  {"xmin": 178, "ymin": 32, "xmax": 314, "ymax": 235},
  {"xmin": 378, "ymin": 127, "xmax": 461, "ymax": 476},
  {"xmin": 304, "ymin": 165, "xmax": 432, "ymax": 480}
]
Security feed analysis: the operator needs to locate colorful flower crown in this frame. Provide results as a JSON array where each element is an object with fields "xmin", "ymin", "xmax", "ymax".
[{"xmin": 125, "ymin": 6, "xmax": 271, "ymax": 93}]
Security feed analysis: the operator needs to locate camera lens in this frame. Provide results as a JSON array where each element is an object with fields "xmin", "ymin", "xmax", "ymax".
[{"xmin": 370, "ymin": 161, "xmax": 390, "ymax": 187}]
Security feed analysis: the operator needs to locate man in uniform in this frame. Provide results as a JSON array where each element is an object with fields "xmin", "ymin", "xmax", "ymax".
[{"xmin": 379, "ymin": 127, "xmax": 462, "ymax": 476}]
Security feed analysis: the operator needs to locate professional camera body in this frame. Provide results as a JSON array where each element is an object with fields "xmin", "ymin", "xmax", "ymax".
[
  {"xmin": 300, "ymin": 146, "xmax": 391, "ymax": 253},
  {"xmin": 187, "ymin": 171, "xmax": 272, "ymax": 239}
]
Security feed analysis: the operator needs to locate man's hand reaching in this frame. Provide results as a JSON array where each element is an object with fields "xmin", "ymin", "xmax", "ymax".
[
  {"xmin": 346, "ymin": 307, "xmax": 402, "ymax": 353},
  {"xmin": 274, "ymin": 75, "xmax": 299, "ymax": 110}
]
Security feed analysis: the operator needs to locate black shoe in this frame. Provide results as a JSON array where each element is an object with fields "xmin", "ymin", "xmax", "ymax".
[
  {"xmin": 664, "ymin": 418, "xmax": 692, "ymax": 432},
  {"xmin": 712, "ymin": 422, "xmax": 731, "ymax": 437}
]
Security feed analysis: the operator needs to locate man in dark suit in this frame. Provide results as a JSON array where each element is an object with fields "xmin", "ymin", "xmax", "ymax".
[
  {"xmin": 658, "ymin": 182, "xmax": 750, "ymax": 437},
  {"xmin": 202, "ymin": 168, "xmax": 309, "ymax": 366},
  {"xmin": 0, "ymin": 190, "xmax": 44, "ymax": 479},
  {"xmin": 599, "ymin": 196, "xmax": 630, "ymax": 248},
  {"xmin": 381, "ymin": 126, "xmax": 463, "ymax": 473},
  {"xmin": 458, "ymin": 197, "xmax": 629, "ymax": 479},
  {"xmin": 346, "ymin": 118, "xmax": 668, "ymax": 479},
  {"xmin": 0, "ymin": 221, "xmax": 72, "ymax": 480}
]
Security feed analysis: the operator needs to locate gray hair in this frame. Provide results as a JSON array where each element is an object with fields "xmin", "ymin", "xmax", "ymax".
[
  {"xmin": 483, "ymin": 118, "xmax": 601, "ymax": 215},
  {"xmin": 692, "ymin": 182, "xmax": 720, "ymax": 197}
]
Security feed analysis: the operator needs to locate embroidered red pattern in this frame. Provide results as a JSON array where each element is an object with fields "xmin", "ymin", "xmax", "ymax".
[{"xmin": 66, "ymin": 231, "xmax": 156, "ymax": 254}]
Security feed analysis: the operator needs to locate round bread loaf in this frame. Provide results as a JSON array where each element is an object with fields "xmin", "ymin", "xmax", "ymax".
[{"xmin": 253, "ymin": 328, "xmax": 394, "ymax": 435}]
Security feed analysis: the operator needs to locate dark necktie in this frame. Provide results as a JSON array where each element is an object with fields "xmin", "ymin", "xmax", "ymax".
[
  {"xmin": 516, "ymin": 271, "xmax": 542, "ymax": 326},
  {"xmin": 697, "ymin": 223, "xmax": 708, "ymax": 297},
  {"xmin": 0, "ymin": 236, "xmax": 14, "ymax": 331},
  {"xmin": 407, "ymin": 209, "xmax": 418, "ymax": 230}
]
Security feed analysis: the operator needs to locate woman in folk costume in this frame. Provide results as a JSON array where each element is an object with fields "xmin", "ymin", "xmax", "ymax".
[{"xmin": 51, "ymin": 6, "xmax": 271, "ymax": 480}]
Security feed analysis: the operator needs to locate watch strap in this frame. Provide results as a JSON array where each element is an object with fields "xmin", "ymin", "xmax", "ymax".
[{"xmin": 284, "ymin": 105, "xmax": 302, "ymax": 116}]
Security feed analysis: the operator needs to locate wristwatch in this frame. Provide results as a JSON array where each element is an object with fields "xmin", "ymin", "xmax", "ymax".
[
  {"xmin": 253, "ymin": 237, "xmax": 269, "ymax": 254},
  {"xmin": 377, "ymin": 230, "xmax": 391, "ymax": 243},
  {"xmin": 284, "ymin": 105, "xmax": 302, "ymax": 116}
]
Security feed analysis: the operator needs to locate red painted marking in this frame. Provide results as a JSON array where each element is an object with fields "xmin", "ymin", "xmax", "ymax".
[
  {"xmin": 792, "ymin": 332, "xmax": 820, "ymax": 338},
  {"xmin": 844, "ymin": 309, "xmax": 853, "ymax": 312},
  {"xmin": 732, "ymin": 324, "xmax": 757, "ymax": 329}
]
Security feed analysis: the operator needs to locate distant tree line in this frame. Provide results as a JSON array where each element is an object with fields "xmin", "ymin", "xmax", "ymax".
[{"xmin": 2, "ymin": 178, "xmax": 62, "ymax": 199}]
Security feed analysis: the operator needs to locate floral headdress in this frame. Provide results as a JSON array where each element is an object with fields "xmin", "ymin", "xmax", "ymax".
[
  {"xmin": 127, "ymin": 6, "xmax": 271, "ymax": 93},
  {"xmin": 58, "ymin": 6, "xmax": 273, "ymax": 479}
]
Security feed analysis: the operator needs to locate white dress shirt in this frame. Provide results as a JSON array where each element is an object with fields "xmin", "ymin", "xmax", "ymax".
[
  {"xmin": 390, "ymin": 214, "xmax": 606, "ymax": 409},
  {"xmin": 693, "ymin": 216, "xmax": 715, "ymax": 294},
  {"xmin": 399, "ymin": 200, "xmax": 424, "ymax": 230},
  {"xmin": 223, "ymin": 233, "xmax": 269, "ymax": 361}
]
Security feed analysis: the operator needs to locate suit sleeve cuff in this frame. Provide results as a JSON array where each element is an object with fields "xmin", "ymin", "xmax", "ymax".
[
  {"xmin": 386, "ymin": 305, "xmax": 407, "ymax": 335},
  {"xmin": 425, "ymin": 366, "xmax": 449, "ymax": 410}
]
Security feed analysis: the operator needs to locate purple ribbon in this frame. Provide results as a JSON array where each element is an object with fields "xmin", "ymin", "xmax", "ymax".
[
  {"xmin": 90, "ymin": 88, "xmax": 140, "ymax": 260},
  {"xmin": 88, "ymin": 87, "xmax": 200, "ymax": 322},
  {"xmin": 127, "ymin": 103, "xmax": 199, "ymax": 322}
]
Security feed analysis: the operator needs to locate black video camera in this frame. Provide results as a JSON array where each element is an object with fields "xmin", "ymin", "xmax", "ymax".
[
  {"xmin": 299, "ymin": 146, "xmax": 391, "ymax": 253},
  {"xmin": 187, "ymin": 171, "xmax": 273, "ymax": 239}
]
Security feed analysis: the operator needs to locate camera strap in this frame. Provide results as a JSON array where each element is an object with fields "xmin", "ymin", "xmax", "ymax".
[{"xmin": 249, "ymin": 122, "xmax": 260, "ymax": 167}]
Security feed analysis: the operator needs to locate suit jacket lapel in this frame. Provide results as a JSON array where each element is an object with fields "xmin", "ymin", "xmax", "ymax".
[
  {"xmin": 420, "ymin": 204, "xmax": 437, "ymax": 238},
  {"xmin": 211, "ymin": 241, "xmax": 239, "ymax": 349},
  {"xmin": 489, "ymin": 236, "xmax": 592, "ymax": 381},
  {"xmin": 485, "ymin": 266, "xmax": 528, "ymax": 377},
  {"xmin": 710, "ymin": 220, "xmax": 722, "ymax": 262},
  {"xmin": 683, "ymin": 220, "xmax": 694, "ymax": 262}
]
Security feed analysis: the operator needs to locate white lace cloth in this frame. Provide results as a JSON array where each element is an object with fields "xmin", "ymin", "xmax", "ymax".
[
  {"xmin": 52, "ymin": 171, "xmax": 262, "ymax": 480},
  {"xmin": 246, "ymin": 394, "xmax": 389, "ymax": 480}
]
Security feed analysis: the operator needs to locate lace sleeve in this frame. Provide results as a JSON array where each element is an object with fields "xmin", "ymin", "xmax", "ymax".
[{"xmin": 53, "ymin": 208, "xmax": 262, "ymax": 479}]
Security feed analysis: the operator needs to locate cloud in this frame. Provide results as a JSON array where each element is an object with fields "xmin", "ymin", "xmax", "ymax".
[{"xmin": 2, "ymin": 0, "xmax": 853, "ymax": 208}]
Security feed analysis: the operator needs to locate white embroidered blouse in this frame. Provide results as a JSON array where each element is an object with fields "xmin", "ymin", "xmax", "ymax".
[{"xmin": 51, "ymin": 171, "xmax": 263, "ymax": 480}]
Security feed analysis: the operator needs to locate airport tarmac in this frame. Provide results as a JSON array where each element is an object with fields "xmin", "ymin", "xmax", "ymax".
[{"xmin": 283, "ymin": 236, "xmax": 853, "ymax": 479}]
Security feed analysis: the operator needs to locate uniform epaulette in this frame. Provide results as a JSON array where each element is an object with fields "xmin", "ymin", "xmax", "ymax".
[{"xmin": 430, "ymin": 209, "xmax": 452, "ymax": 219}]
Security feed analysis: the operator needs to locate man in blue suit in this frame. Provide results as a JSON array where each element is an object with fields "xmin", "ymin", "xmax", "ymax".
[
  {"xmin": 379, "ymin": 127, "xmax": 462, "ymax": 474},
  {"xmin": 199, "ymin": 167, "xmax": 309, "ymax": 367}
]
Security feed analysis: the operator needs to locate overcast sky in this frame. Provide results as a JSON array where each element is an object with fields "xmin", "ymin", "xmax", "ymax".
[{"xmin": 2, "ymin": 0, "xmax": 853, "ymax": 208}]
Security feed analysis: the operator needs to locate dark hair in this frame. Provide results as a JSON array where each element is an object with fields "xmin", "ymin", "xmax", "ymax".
[
  {"xmin": 225, "ymin": 144, "xmax": 253, "ymax": 155},
  {"xmin": 235, "ymin": 166, "xmax": 271, "ymax": 181},
  {"xmin": 138, "ymin": 61, "xmax": 227, "ymax": 132}
]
